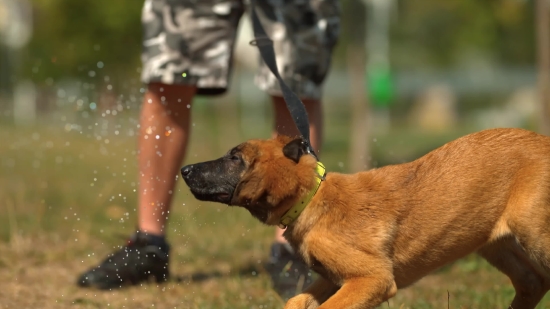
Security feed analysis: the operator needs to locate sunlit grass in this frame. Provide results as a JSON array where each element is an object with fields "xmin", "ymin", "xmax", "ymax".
[{"xmin": 1, "ymin": 105, "xmax": 549, "ymax": 308}]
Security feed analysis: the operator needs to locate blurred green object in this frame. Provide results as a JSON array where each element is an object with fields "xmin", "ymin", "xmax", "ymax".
[{"xmin": 366, "ymin": 65, "xmax": 394, "ymax": 107}]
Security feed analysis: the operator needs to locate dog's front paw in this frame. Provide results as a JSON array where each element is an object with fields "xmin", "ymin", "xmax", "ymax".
[{"xmin": 283, "ymin": 293, "xmax": 320, "ymax": 309}]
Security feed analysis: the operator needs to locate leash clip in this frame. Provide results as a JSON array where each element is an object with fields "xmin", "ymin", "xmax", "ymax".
[
  {"xmin": 302, "ymin": 140, "xmax": 320, "ymax": 161},
  {"xmin": 249, "ymin": 37, "xmax": 273, "ymax": 47}
]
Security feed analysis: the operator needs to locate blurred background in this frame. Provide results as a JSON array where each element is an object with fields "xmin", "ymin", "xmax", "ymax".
[{"xmin": 0, "ymin": 0, "xmax": 548, "ymax": 308}]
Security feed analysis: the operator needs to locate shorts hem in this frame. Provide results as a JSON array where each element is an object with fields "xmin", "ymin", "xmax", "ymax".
[{"xmin": 141, "ymin": 75, "xmax": 229, "ymax": 96}]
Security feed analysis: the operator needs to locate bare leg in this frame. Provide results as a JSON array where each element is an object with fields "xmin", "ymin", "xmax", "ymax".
[
  {"xmin": 270, "ymin": 95, "xmax": 323, "ymax": 242},
  {"xmin": 138, "ymin": 83, "xmax": 197, "ymax": 236}
]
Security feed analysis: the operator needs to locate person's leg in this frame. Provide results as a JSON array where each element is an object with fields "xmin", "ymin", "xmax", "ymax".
[
  {"xmin": 76, "ymin": 83, "xmax": 196, "ymax": 289},
  {"xmin": 252, "ymin": 0, "xmax": 341, "ymax": 300},
  {"xmin": 267, "ymin": 96, "xmax": 325, "ymax": 301},
  {"xmin": 138, "ymin": 0, "xmax": 243, "ymax": 235},
  {"xmin": 76, "ymin": 0, "xmax": 244, "ymax": 290},
  {"xmin": 138, "ymin": 83, "xmax": 196, "ymax": 236},
  {"xmin": 271, "ymin": 96, "xmax": 323, "ymax": 243}
]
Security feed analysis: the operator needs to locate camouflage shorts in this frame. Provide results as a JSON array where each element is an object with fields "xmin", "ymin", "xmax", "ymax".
[{"xmin": 140, "ymin": 0, "xmax": 341, "ymax": 100}]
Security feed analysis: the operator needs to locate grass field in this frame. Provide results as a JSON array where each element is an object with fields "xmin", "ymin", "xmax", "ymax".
[{"xmin": 1, "ymin": 101, "xmax": 550, "ymax": 308}]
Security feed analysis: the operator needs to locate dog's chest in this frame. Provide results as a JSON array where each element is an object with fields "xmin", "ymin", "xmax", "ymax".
[
  {"xmin": 308, "ymin": 254, "xmax": 329, "ymax": 278},
  {"xmin": 295, "ymin": 242, "xmax": 340, "ymax": 284},
  {"xmin": 287, "ymin": 228, "xmax": 343, "ymax": 283}
]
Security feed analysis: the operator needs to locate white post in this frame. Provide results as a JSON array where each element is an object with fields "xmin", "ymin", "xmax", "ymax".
[
  {"xmin": 13, "ymin": 80, "xmax": 36, "ymax": 126},
  {"xmin": 363, "ymin": 0, "xmax": 393, "ymax": 134},
  {"xmin": 537, "ymin": 0, "xmax": 550, "ymax": 135}
]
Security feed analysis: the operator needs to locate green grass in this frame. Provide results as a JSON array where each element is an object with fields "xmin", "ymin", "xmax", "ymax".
[{"xmin": 1, "ymin": 104, "xmax": 550, "ymax": 308}]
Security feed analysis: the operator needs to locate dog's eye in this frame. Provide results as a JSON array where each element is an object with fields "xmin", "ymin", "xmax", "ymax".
[{"xmin": 230, "ymin": 155, "xmax": 240, "ymax": 162}]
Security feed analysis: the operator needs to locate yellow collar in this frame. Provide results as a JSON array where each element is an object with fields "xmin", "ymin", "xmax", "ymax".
[{"xmin": 278, "ymin": 161, "xmax": 326, "ymax": 228}]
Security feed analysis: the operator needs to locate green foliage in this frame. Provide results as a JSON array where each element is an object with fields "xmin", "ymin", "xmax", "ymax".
[
  {"xmin": 391, "ymin": 0, "xmax": 535, "ymax": 70},
  {"xmin": 24, "ymin": 0, "xmax": 142, "ymax": 84},
  {"xmin": 2, "ymin": 113, "xmax": 550, "ymax": 308},
  {"xmin": 20, "ymin": 0, "xmax": 535, "ymax": 85}
]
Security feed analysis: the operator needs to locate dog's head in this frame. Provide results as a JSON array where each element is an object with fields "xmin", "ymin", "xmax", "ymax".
[{"xmin": 181, "ymin": 135, "xmax": 319, "ymax": 225}]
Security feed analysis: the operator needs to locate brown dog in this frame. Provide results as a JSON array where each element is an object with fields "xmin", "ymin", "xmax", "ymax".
[{"xmin": 181, "ymin": 127, "xmax": 550, "ymax": 309}]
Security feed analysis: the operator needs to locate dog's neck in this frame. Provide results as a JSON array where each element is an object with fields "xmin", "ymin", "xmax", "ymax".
[{"xmin": 278, "ymin": 161, "xmax": 327, "ymax": 228}]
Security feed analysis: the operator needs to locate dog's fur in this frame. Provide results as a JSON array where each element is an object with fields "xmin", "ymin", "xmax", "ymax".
[{"xmin": 181, "ymin": 128, "xmax": 550, "ymax": 309}]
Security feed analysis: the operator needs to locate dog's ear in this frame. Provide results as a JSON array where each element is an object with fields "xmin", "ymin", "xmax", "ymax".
[{"xmin": 283, "ymin": 138, "xmax": 307, "ymax": 163}]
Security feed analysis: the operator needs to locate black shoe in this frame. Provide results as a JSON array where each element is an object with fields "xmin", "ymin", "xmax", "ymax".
[
  {"xmin": 76, "ymin": 231, "xmax": 170, "ymax": 290},
  {"xmin": 266, "ymin": 242, "xmax": 315, "ymax": 301}
]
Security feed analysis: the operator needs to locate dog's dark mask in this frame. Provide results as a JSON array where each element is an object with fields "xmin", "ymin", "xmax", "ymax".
[
  {"xmin": 181, "ymin": 137, "xmax": 313, "ymax": 224},
  {"xmin": 181, "ymin": 146, "xmax": 247, "ymax": 205}
]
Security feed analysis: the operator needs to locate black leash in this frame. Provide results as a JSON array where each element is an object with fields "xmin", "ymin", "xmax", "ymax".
[{"xmin": 248, "ymin": 0, "xmax": 319, "ymax": 160}]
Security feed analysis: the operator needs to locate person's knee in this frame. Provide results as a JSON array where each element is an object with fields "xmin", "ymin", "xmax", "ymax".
[
  {"xmin": 147, "ymin": 82, "xmax": 197, "ymax": 98},
  {"xmin": 144, "ymin": 83, "xmax": 197, "ymax": 113},
  {"xmin": 272, "ymin": 96, "xmax": 321, "ymax": 112},
  {"xmin": 302, "ymin": 99, "xmax": 321, "ymax": 113}
]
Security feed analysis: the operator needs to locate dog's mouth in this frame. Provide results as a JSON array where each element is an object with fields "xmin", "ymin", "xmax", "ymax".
[
  {"xmin": 216, "ymin": 192, "xmax": 233, "ymax": 205},
  {"xmin": 189, "ymin": 188, "xmax": 234, "ymax": 205},
  {"xmin": 217, "ymin": 192, "xmax": 231, "ymax": 200}
]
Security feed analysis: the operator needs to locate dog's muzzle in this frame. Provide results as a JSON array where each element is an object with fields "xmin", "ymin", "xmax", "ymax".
[
  {"xmin": 180, "ymin": 163, "xmax": 236, "ymax": 205},
  {"xmin": 181, "ymin": 164, "xmax": 192, "ymax": 178}
]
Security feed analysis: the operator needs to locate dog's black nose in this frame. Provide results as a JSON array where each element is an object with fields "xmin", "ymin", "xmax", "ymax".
[{"xmin": 181, "ymin": 165, "xmax": 192, "ymax": 177}]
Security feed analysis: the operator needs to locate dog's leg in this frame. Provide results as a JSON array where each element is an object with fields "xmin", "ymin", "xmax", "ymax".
[
  {"xmin": 479, "ymin": 238, "xmax": 548, "ymax": 309},
  {"xmin": 284, "ymin": 277, "xmax": 339, "ymax": 309},
  {"xmin": 313, "ymin": 275, "xmax": 396, "ymax": 309}
]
